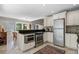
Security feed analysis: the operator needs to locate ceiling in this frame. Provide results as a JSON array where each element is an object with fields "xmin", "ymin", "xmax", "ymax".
[{"xmin": 0, "ymin": 4, "xmax": 79, "ymax": 21}]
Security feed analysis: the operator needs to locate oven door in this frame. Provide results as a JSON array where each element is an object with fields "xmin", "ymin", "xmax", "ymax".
[
  {"xmin": 35, "ymin": 33, "xmax": 43, "ymax": 47},
  {"xmin": 24, "ymin": 34, "xmax": 35, "ymax": 44},
  {"xmin": 36, "ymin": 34, "xmax": 43, "ymax": 42}
]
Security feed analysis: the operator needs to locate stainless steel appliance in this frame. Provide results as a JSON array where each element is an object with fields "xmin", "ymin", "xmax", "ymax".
[
  {"xmin": 53, "ymin": 18, "xmax": 65, "ymax": 47},
  {"xmin": 35, "ymin": 32, "xmax": 43, "ymax": 47},
  {"xmin": 24, "ymin": 33, "xmax": 35, "ymax": 44}
]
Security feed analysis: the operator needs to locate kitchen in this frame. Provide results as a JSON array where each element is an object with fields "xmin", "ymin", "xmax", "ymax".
[{"xmin": 0, "ymin": 4, "xmax": 79, "ymax": 54}]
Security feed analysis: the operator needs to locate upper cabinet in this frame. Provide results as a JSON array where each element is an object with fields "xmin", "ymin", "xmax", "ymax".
[
  {"xmin": 44, "ymin": 17, "xmax": 47, "ymax": 26},
  {"xmin": 44, "ymin": 16, "xmax": 53, "ymax": 26},
  {"xmin": 16, "ymin": 23, "xmax": 22, "ymax": 30},
  {"xmin": 67, "ymin": 10, "xmax": 79, "ymax": 25},
  {"xmin": 16, "ymin": 22, "xmax": 31, "ymax": 31},
  {"xmin": 53, "ymin": 12, "xmax": 66, "ymax": 20},
  {"xmin": 44, "ymin": 11, "xmax": 67, "ymax": 27},
  {"xmin": 53, "ymin": 11, "xmax": 67, "ymax": 25},
  {"xmin": 16, "ymin": 22, "xmax": 43, "ymax": 31}
]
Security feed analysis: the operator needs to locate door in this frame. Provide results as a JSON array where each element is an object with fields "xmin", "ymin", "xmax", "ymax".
[{"xmin": 53, "ymin": 18, "xmax": 65, "ymax": 47}]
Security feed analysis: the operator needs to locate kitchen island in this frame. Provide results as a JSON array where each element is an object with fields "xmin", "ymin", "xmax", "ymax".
[{"xmin": 17, "ymin": 30, "xmax": 45, "ymax": 52}]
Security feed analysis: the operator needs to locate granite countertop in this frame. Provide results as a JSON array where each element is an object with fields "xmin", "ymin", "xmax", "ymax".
[
  {"xmin": 18, "ymin": 29, "xmax": 45, "ymax": 34},
  {"xmin": 66, "ymin": 25, "xmax": 79, "ymax": 34}
]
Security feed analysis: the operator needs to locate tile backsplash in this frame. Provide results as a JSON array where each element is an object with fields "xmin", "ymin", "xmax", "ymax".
[
  {"xmin": 66, "ymin": 25, "xmax": 79, "ymax": 34},
  {"xmin": 44, "ymin": 26, "xmax": 53, "ymax": 32}
]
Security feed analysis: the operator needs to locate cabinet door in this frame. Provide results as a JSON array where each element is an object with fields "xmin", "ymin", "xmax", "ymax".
[
  {"xmin": 65, "ymin": 33, "xmax": 71, "ymax": 48},
  {"xmin": 43, "ymin": 33, "xmax": 48, "ymax": 42},
  {"xmin": 44, "ymin": 17, "xmax": 53, "ymax": 26},
  {"xmin": 70, "ymin": 34, "xmax": 77, "ymax": 49},
  {"xmin": 16, "ymin": 23, "xmax": 22, "ymax": 30},
  {"xmin": 65, "ymin": 33, "xmax": 77, "ymax": 49},
  {"xmin": 67, "ymin": 10, "xmax": 79, "ymax": 25},
  {"xmin": 46, "ymin": 18, "xmax": 50, "ymax": 26},
  {"xmin": 43, "ymin": 32, "xmax": 53, "ymax": 43},
  {"xmin": 44, "ymin": 18, "xmax": 47, "ymax": 26},
  {"xmin": 47, "ymin": 33, "xmax": 53, "ymax": 43}
]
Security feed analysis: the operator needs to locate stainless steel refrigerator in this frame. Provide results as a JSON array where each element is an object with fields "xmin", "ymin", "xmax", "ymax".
[{"xmin": 53, "ymin": 18, "xmax": 65, "ymax": 47}]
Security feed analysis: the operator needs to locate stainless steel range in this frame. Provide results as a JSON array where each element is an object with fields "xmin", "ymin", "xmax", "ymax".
[{"xmin": 35, "ymin": 32, "xmax": 43, "ymax": 47}]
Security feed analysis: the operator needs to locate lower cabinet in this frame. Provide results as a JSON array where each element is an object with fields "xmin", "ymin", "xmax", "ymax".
[
  {"xmin": 47, "ymin": 32, "xmax": 53, "ymax": 43},
  {"xmin": 43, "ymin": 32, "xmax": 53, "ymax": 43},
  {"xmin": 17, "ymin": 33, "xmax": 35, "ymax": 51},
  {"xmin": 65, "ymin": 33, "xmax": 78, "ymax": 49},
  {"xmin": 24, "ymin": 41, "xmax": 35, "ymax": 51},
  {"xmin": 44, "ymin": 33, "xmax": 77, "ymax": 49}
]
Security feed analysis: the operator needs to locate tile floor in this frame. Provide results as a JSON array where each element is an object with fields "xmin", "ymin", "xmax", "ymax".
[{"xmin": 0, "ymin": 43, "xmax": 78, "ymax": 54}]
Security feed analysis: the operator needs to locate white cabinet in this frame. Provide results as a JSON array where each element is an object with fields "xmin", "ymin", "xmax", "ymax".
[
  {"xmin": 67, "ymin": 10, "xmax": 79, "ymax": 25},
  {"xmin": 43, "ymin": 32, "xmax": 53, "ymax": 43},
  {"xmin": 44, "ymin": 16, "xmax": 53, "ymax": 26},
  {"xmin": 65, "ymin": 33, "xmax": 78, "ymax": 49},
  {"xmin": 16, "ymin": 22, "xmax": 31, "ymax": 31},
  {"xmin": 65, "ymin": 33, "xmax": 71, "ymax": 48},
  {"xmin": 53, "ymin": 11, "xmax": 67, "ymax": 25},
  {"xmin": 70, "ymin": 34, "xmax": 77, "ymax": 49},
  {"xmin": 44, "ymin": 18, "xmax": 47, "ymax": 26},
  {"xmin": 53, "ymin": 12, "xmax": 66, "ymax": 20},
  {"xmin": 47, "ymin": 32, "xmax": 53, "ymax": 43},
  {"xmin": 24, "ymin": 41, "xmax": 35, "ymax": 51},
  {"xmin": 17, "ymin": 33, "xmax": 35, "ymax": 51},
  {"xmin": 43, "ymin": 32, "xmax": 47, "ymax": 42}
]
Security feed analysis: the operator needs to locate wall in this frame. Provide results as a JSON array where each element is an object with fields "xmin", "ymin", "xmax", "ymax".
[
  {"xmin": 0, "ymin": 17, "xmax": 19, "ymax": 32},
  {"xmin": 0, "ymin": 16, "xmax": 30, "ymax": 32},
  {"xmin": 0, "ymin": 16, "xmax": 31, "ymax": 50}
]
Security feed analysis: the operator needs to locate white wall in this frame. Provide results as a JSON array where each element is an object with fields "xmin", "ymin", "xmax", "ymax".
[
  {"xmin": 0, "ymin": 20, "xmax": 16, "ymax": 32},
  {"xmin": 0, "ymin": 17, "xmax": 17, "ymax": 32},
  {"xmin": 0, "ymin": 17, "xmax": 30, "ymax": 32}
]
